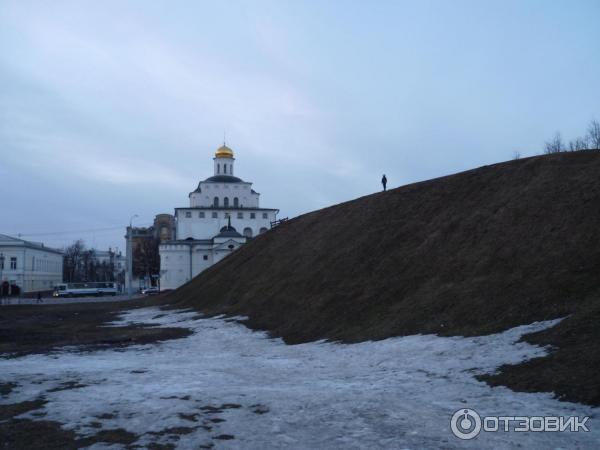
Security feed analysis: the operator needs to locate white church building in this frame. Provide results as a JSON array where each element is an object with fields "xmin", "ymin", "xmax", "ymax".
[{"xmin": 159, "ymin": 144, "xmax": 279, "ymax": 290}]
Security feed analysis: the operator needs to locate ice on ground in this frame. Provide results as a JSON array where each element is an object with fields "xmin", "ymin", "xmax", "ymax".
[{"xmin": 1, "ymin": 307, "xmax": 597, "ymax": 449}]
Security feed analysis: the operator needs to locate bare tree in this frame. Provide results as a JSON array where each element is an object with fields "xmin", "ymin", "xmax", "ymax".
[
  {"xmin": 133, "ymin": 237, "xmax": 161, "ymax": 281},
  {"xmin": 544, "ymin": 132, "xmax": 564, "ymax": 154},
  {"xmin": 96, "ymin": 260, "xmax": 115, "ymax": 282},
  {"xmin": 82, "ymin": 249, "xmax": 97, "ymax": 281},
  {"xmin": 568, "ymin": 136, "xmax": 589, "ymax": 152},
  {"xmin": 63, "ymin": 240, "xmax": 85, "ymax": 282},
  {"xmin": 588, "ymin": 119, "xmax": 600, "ymax": 150},
  {"xmin": 63, "ymin": 241, "xmax": 115, "ymax": 282}
]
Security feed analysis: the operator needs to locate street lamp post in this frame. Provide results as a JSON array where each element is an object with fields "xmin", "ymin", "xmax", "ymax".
[
  {"xmin": 0, "ymin": 253, "xmax": 4, "ymax": 302},
  {"xmin": 127, "ymin": 214, "xmax": 139, "ymax": 298}
]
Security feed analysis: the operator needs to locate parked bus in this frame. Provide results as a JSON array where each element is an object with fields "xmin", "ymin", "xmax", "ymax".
[{"xmin": 53, "ymin": 282, "xmax": 118, "ymax": 298}]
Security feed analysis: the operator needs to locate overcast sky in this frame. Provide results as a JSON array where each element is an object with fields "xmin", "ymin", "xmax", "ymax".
[{"xmin": 1, "ymin": 0, "xmax": 599, "ymax": 251}]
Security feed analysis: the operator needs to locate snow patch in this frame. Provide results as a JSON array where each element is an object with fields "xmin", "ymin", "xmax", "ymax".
[{"xmin": 1, "ymin": 308, "xmax": 597, "ymax": 449}]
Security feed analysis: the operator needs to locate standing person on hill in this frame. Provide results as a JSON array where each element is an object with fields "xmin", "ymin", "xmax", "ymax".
[{"xmin": 381, "ymin": 174, "xmax": 387, "ymax": 192}]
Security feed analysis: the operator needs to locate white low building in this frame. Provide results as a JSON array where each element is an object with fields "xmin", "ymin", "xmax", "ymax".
[
  {"xmin": 0, "ymin": 234, "xmax": 63, "ymax": 295},
  {"xmin": 160, "ymin": 144, "xmax": 279, "ymax": 290}
]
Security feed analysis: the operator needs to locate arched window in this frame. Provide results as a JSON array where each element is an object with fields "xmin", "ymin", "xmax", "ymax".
[
  {"xmin": 259, "ymin": 227, "xmax": 268, "ymax": 234},
  {"xmin": 224, "ymin": 197, "xmax": 229, "ymax": 207},
  {"xmin": 224, "ymin": 164, "xmax": 227, "ymax": 174},
  {"xmin": 233, "ymin": 197, "xmax": 239, "ymax": 207},
  {"xmin": 213, "ymin": 197, "xmax": 219, "ymax": 207},
  {"xmin": 243, "ymin": 227, "xmax": 253, "ymax": 238},
  {"xmin": 217, "ymin": 164, "xmax": 220, "ymax": 174}
]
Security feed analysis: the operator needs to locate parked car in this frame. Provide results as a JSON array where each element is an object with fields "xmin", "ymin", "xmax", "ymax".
[{"xmin": 141, "ymin": 287, "xmax": 160, "ymax": 295}]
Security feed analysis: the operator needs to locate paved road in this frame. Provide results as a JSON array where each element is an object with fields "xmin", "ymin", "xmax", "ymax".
[{"xmin": 0, "ymin": 294, "xmax": 145, "ymax": 306}]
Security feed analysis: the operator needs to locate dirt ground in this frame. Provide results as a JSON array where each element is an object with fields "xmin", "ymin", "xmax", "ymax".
[
  {"xmin": 0, "ymin": 295, "xmax": 190, "ymax": 358},
  {"xmin": 0, "ymin": 296, "xmax": 191, "ymax": 449},
  {"xmin": 479, "ymin": 299, "xmax": 600, "ymax": 406},
  {"xmin": 167, "ymin": 151, "xmax": 600, "ymax": 406}
]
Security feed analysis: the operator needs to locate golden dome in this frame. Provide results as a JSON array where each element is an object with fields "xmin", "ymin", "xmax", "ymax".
[{"xmin": 215, "ymin": 144, "xmax": 234, "ymax": 158}]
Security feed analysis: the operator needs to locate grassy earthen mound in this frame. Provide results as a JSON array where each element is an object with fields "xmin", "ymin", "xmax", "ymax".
[{"xmin": 169, "ymin": 151, "xmax": 600, "ymax": 405}]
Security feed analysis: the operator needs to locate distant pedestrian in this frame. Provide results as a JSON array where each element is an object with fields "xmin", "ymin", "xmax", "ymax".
[
  {"xmin": 381, "ymin": 174, "xmax": 387, "ymax": 192},
  {"xmin": 36, "ymin": 291, "xmax": 42, "ymax": 304}
]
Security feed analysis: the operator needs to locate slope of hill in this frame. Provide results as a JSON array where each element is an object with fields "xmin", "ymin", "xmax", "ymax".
[{"xmin": 168, "ymin": 151, "xmax": 600, "ymax": 405}]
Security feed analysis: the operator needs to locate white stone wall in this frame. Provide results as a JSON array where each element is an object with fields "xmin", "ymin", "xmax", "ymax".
[
  {"xmin": 190, "ymin": 182, "xmax": 259, "ymax": 208},
  {"xmin": 213, "ymin": 156, "xmax": 235, "ymax": 176},
  {"xmin": 159, "ymin": 239, "xmax": 245, "ymax": 290},
  {"xmin": 0, "ymin": 245, "xmax": 63, "ymax": 293},
  {"xmin": 160, "ymin": 244, "xmax": 195, "ymax": 290},
  {"xmin": 176, "ymin": 208, "xmax": 276, "ymax": 240}
]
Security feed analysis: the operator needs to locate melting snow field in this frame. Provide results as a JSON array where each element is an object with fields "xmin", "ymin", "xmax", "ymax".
[{"xmin": 1, "ymin": 307, "xmax": 598, "ymax": 449}]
